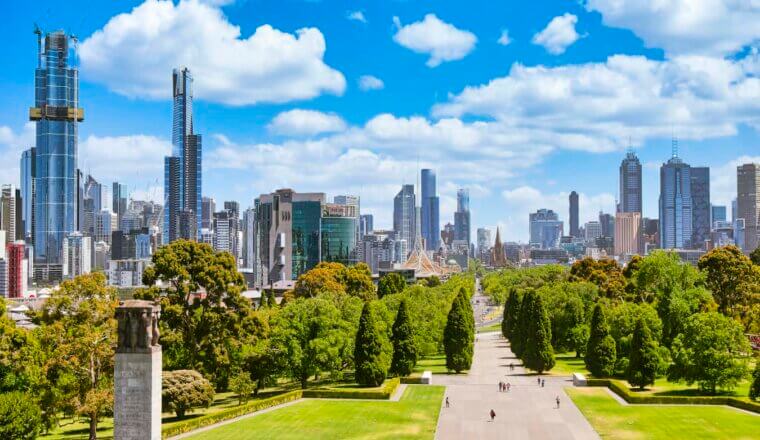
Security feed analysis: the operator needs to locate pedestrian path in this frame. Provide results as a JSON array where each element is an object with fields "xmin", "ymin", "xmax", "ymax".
[{"xmin": 434, "ymin": 289, "xmax": 599, "ymax": 440}]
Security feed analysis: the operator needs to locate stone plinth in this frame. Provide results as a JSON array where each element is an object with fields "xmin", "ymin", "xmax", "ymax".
[{"xmin": 113, "ymin": 300, "xmax": 162, "ymax": 440}]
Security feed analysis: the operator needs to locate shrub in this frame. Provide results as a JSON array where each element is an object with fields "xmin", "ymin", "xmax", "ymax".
[
  {"xmin": 750, "ymin": 362, "xmax": 760, "ymax": 401},
  {"xmin": 229, "ymin": 371, "xmax": 255, "ymax": 405},
  {"xmin": 0, "ymin": 392, "xmax": 43, "ymax": 440},
  {"xmin": 162, "ymin": 370, "xmax": 215, "ymax": 418}
]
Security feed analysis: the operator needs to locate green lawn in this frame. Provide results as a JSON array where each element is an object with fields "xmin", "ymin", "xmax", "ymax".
[
  {"xmin": 185, "ymin": 385, "xmax": 445, "ymax": 440},
  {"xmin": 567, "ymin": 387, "xmax": 759, "ymax": 440},
  {"xmin": 548, "ymin": 352, "xmax": 590, "ymax": 376},
  {"xmin": 630, "ymin": 377, "xmax": 751, "ymax": 399},
  {"xmin": 413, "ymin": 355, "xmax": 449, "ymax": 374},
  {"xmin": 477, "ymin": 322, "xmax": 501, "ymax": 333}
]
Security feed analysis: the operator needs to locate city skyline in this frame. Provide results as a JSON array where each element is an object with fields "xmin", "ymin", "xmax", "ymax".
[{"xmin": 1, "ymin": 1, "xmax": 759, "ymax": 243}]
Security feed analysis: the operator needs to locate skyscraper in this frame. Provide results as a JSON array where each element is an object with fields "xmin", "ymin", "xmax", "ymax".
[
  {"xmin": 619, "ymin": 151, "xmax": 643, "ymax": 213},
  {"xmin": 690, "ymin": 167, "xmax": 710, "ymax": 249},
  {"xmin": 454, "ymin": 188, "xmax": 471, "ymax": 246},
  {"xmin": 201, "ymin": 197, "xmax": 215, "ymax": 230},
  {"xmin": 393, "ymin": 184, "xmax": 416, "ymax": 250},
  {"xmin": 711, "ymin": 205, "xmax": 727, "ymax": 226},
  {"xmin": 569, "ymin": 191, "xmax": 579, "ymax": 237},
  {"xmin": 360, "ymin": 214, "xmax": 374, "ymax": 237},
  {"xmin": 321, "ymin": 203, "xmax": 358, "ymax": 266},
  {"xmin": 420, "ymin": 169, "xmax": 440, "ymax": 251},
  {"xmin": 112, "ymin": 182, "xmax": 128, "ymax": 227},
  {"xmin": 20, "ymin": 148, "xmax": 35, "ymax": 242},
  {"xmin": 659, "ymin": 151, "xmax": 692, "ymax": 249},
  {"xmin": 614, "ymin": 212, "xmax": 641, "ymax": 257},
  {"xmin": 1, "ymin": 185, "xmax": 19, "ymax": 243},
  {"xmin": 737, "ymin": 163, "xmax": 759, "ymax": 251},
  {"xmin": 62, "ymin": 232, "xmax": 91, "ymax": 279},
  {"xmin": 529, "ymin": 209, "xmax": 563, "ymax": 249},
  {"xmin": 164, "ymin": 67, "xmax": 202, "ymax": 243},
  {"xmin": 30, "ymin": 31, "xmax": 82, "ymax": 279}
]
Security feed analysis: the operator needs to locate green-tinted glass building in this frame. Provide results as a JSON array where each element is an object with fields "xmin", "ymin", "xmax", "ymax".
[{"xmin": 321, "ymin": 214, "xmax": 358, "ymax": 266}]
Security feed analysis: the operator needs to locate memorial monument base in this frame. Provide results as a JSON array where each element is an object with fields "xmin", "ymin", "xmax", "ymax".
[{"xmin": 114, "ymin": 351, "xmax": 162, "ymax": 440}]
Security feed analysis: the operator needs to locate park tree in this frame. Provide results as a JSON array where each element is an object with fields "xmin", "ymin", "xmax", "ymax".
[
  {"xmin": 607, "ymin": 302, "xmax": 662, "ymax": 362},
  {"xmin": 294, "ymin": 262, "xmax": 376, "ymax": 300},
  {"xmin": 750, "ymin": 362, "xmax": 760, "ymax": 401},
  {"xmin": 341, "ymin": 263, "xmax": 376, "ymax": 301},
  {"xmin": 521, "ymin": 293, "xmax": 555, "ymax": 373},
  {"xmin": 267, "ymin": 290, "xmax": 278, "ymax": 308},
  {"xmin": 626, "ymin": 319, "xmax": 660, "ymax": 390},
  {"xmin": 668, "ymin": 312, "xmax": 750, "ymax": 394},
  {"xmin": 229, "ymin": 371, "xmax": 255, "ymax": 405},
  {"xmin": 34, "ymin": 273, "xmax": 117, "ymax": 440},
  {"xmin": 750, "ymin": 246, "xmax": 760, "ymax": 266},
  {"xmin": 0, "ymin": 391, "xmax": 43, "ymax": 440},
  {"xmin": 136, "ymin": 240, "xmax": 251, "ymax": 389},
  {"xmin": 698, "ymin": 246, "xmax": 757, "ymax": 317},
  {"xmin": 512, "ymin": 289, "xmax": 535, "ymax": 358},
  {"xmin": 390, "ymin": 299, "xmax": 417, "ymax": 377},
  {"xmin": 378, "ymin": 273, "xmax": 406, "ymax": 298},
  {"xmin": 569, "ymin": 258, "xmax": 626, "ymax": 299},
  {"xmin": 270, "ymin": 297, "xmax": 351, "ymax": 388},
  {"xmin": 354, "ymin": 302, "xmax": 387, "ymax": 386},
  {"xmin": 444, "ymin": 290, "xmax": 474, "ymax": 373},
  {"xmin": 162, "ymin": 370, "xmax": 215, "ymax": 418},
  {"xmin": 585, "ymin": 304, "xmax": 617, "ymax": 377},
  {"xmin": 502, "ymin": 289, "xmax": 521, "ymax": 339}
]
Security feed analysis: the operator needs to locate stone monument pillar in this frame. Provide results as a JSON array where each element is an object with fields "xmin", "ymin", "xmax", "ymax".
[{"xmin": 114, "ymin": 300, "xmax": 162, "ymax": 440}]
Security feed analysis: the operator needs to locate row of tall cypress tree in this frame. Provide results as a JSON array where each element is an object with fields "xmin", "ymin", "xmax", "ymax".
[{"xmin": 501, "ymin": 289, "xmax": 556, "ymax": 373}]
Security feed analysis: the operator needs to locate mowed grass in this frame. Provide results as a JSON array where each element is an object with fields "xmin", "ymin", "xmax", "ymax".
[
  {"xmin": 185, "ymin": 385, "xmax": 445, "ymax": 440},
  {"xmin": 414, "ymin": 355, "xmax": 451, "ymax": 374},
  {"xmin": 567, "ymin": 387, "xmax": 759, "ymax": 440},
  {"xmin": 477, "ymin": 322, "xmax": 502, "ymax": 333},
  {"xmin": 549, "ymin": 352, "xmax": 590, "ymax": 376}
]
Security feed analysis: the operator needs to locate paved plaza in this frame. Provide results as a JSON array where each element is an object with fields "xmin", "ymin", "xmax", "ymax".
[{"xmin": 434, "ymin": 289, "xmax": 599, "ymax": 440}]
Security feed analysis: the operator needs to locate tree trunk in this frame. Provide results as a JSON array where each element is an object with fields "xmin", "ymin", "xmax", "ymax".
[{"xmin": 89, "ymin": 415, "xmax": 97, "ymax": 440}]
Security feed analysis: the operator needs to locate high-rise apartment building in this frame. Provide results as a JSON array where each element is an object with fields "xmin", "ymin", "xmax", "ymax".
[
  {"xmin": 6, "ymin": 242, "xmax": 25, "ymax": 298},
  {"xmin": 164, "ymin": 67, "xmax": 202, "ymax": 243},
  {"xmin": 242, "ymin": 208, "xmax": 255, "ymax": 269},
  {"xmin": 599, "ymin": 212, "xmax": 615, "ymax": 238},
  {"xmin": 421, "ymin": 169, "xmax": 440, "ymax": 251},
  {"xmin": 529, "ymin": 209, "xmax": 563, "ymax": 249},
  {"xmin": 569, "ymin": 191, "xmax": 579, "ymax": 237},
  {"xmin": 20, "ymin": 148, "xmax": 35, "ymax": 242},
  {"xmin": 584, "ymin": 221, "xmax": 602, "ymax": 241},
  {"xmin": 360, "ymin": 214, "xmax": 374, "ymax": 237},
  {"xmin": 213, "ymin": 209, "xmax": 239, "ymax": 257},
  {"xmin": 95, "ymin": 210, "xmax": 117, "ymax": 244},
  {"xmin": 614, "ymin": 212, "xmax": 642, "ymax": 256},
  {"xmin": 711, "ymin": 205, "xmax": 727, "ymax": 227},
  {"xmin": 112, "ymin": 182, "xmax": 128, "ymax": 227},
  {"xmin": 476, "ymin": 227, "xmax": 492, "ymax": 261},
  {"xmin": 690, "ymin": 167, "xmax": 710, "ymax": 249},
  {"xmin": 30, "ymin": 31, "xmax": 82, "ymax": 279},
  {"xmin": 62, "ymin": 232, "xmax": 91, "ymax": 279},
  {"xmin": 1, "ymin": 185, "xmax": 21, "ymax": 243},
  {"xmin": 201, "ymin": 197, "xmax": 215, "ymax": 230},
  {"xmin": 659, "ymin": 151, "xmax": 693, "ymax": 249},
  {"xmin": 454, "ymin": 188, "xmax": 471, "ymax": 246},
  {"xmin": 393, "ymin": 184, "xmax": 416, "ymax": 251},
  {"xmin": 619, "ymin": 151, "xmax": 643, "ymax": 213},
  {"xmin": 737, "ymin": 163, "xmax": 759, "ymax": 251}
]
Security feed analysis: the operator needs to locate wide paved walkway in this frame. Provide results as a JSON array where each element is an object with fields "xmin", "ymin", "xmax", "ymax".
[{"xmin": 435, "ymin": 290, "xmax": 599, "ymax": 440}]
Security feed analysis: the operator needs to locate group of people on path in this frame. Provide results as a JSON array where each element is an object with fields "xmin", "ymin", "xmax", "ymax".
[{"xmin": 498, "ymin": 381, "xmax": 511, "ymax": 392}]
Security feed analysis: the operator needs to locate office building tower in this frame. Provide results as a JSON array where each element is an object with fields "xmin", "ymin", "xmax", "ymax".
[
  {"xmin": 737, "ymin": 163, "xmax": 759, "ymax": 251},
  {"xmin": 393, "ymin": 184, "xmax": 416, "ymax": 250},
  {"xmin": 213, "ymin": 210, "xmax": 239, "ymax": 256},
  {"xmin": 529, "ymin": 209, "xmax": 563, "ymax": 249},
  {"xmin": 62, "ymin": 232, "xmax": 91, "ymax": 278},
  {"xmin": 119, "ymin": 210, "xmax": 143, "ymax": 233},
  {"xmin": 255, "ymin": 189, "xmax": 324, "ymax": 285},
  {"xmin": 476, "ymin": 227, "xmax": 492, "ymax": 262},
  {"xmin": 614, "ymin": 212, "xmax": 642, "ymax": 257},
  {"xmin": 421, "ymin": 169, "xmax": 440, "ymax": 250},
  {"xmin": 732, "ymin": 199, "xmax": 738, "ymax": 223},
  {"xmin": 441, "ymin": 222, "xmax": 455, "ymax": 248},
  {"xmin": 82, "ymin": 175, "xmax": 102, "ymax": 237},
  {"xmin": 201, "ymin": 197, "xmax": 215, "ymax": 229},
  {"xmin": 6, "ymin": 242, "xmax": 25, "ymax": 298},
  {"xmin": 734, "ymin": 218, "xmax": 746, "ymax": 250},
  {"xmin": 164, "ymin": 67, "xmax": 202, "ymax": 243},
  {"xmin": 360, "ymin": 214, "xmax": 374, "ymax": 237},
  {"xmin": 619, "ymin": 151, "xmax": 643, "ymax": 213},
  {"xmin": 659, "ymin": 151, "xmax": 692, "ymax": 249},
  {"xmin": 690, "ymin": 167, "xmax": 710, "ymax": 249},
  {"xmin": 322, "ymin": 203, "xmax": 358, "ymax": 266},
  {"xmin": 95, "ymin": 210, "xmax": 117, "ymax": 244},
  {"xmin": 454, "ymin": 188, "xmax": 471, "ymax": 246},
  {"xmin": 569, "ymin": 191, "xmax": 579, "ymax": 237},
  {"xmin": 112, "ymin": 182, "xmax": 128, "ymax": 227},
  {"xmin": 20, "ymin": 148, "xmax": 35, "ymax": 242},
  {"xmin": 333, "ymin": 195, "xmax": 359, "ymax": 217},
  {"xmin": 224, "ymin": 200, "xmax": 240, "ymax": 219},
  {"xmin": 584, "ymin": 221, "xmax": 602, "ymax": 241},
  {"xmin": 30, "ymin": 31, "xmax": 82, "ymax": 280},
  {"xmin": 599, "ymin": 212, "xmax": 615, "ymax": 238},
  {"xmin": 111, "ymin": 228, "xmax": 151, "ymax": 260},
  {"xmin": 711, "ymin": 205, "xmax": 727, "ymax": 227},
  {"xmin": 1, "ymin": 185, "xmax": 19, "ymax": 243},
  {"xmin": 242, "ymin": 208, "xmax": 255, "ymax": 268}
]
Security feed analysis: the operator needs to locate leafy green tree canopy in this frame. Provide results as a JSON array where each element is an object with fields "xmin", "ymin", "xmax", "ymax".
[{"xmin": 161, "ymin": 370, "xmax": 215, "ymax": 418}]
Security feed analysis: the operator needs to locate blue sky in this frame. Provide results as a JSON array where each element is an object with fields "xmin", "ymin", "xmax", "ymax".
[{"xmin": 2, "ymin": 0, "xmax": 759, "ymax": 242}]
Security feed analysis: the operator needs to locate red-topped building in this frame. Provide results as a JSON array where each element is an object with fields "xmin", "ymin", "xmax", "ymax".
[{"xmin": 7, "ymin": 242, "xmax": 25, "ymax": 298}]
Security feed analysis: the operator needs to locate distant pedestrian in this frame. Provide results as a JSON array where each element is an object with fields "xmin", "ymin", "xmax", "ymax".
[
  {"xmin": 556, "ymin": 396, "xmax": 560, "ymax": 409},
  {"xmin": 446, "ymin": 397, "xmax": 450, "ymax": 408},
  {"xmin": 541, "ymin": 379, "xmax": 545, "ymax": 388},
  {"xmin": 506, "ymin": 382, "xmax": 511, "ymax": 392},
  {"xmin": 537, "ymin": 377, "xmax": 541, "ymax": 385},
  {"xmin": 490, "ymin": 409, "xmax": 496, "ymax": 421},
  {"xmin": 510, "ymin": 362, "xmax": 514, "ymax": 371}
]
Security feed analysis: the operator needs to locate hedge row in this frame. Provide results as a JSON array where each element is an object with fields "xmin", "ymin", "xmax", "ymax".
[
  {"xmin": 586, "ymin": 379, "xmax": 760, "ymax": 414},
  {"xmin": 302, "ymin": 377, "xmax": 401, "ymax": 400},
  {"xmin": 400, "ymin": 376, "xmax": 425, "ymax": 384},
  {"xmin": 161, "ymin": 390, "xmax": 303, "ymax": 438}
]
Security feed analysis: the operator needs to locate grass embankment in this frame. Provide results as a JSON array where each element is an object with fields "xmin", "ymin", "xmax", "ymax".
[
  {"xmin": 567, "ymin": 387, "xmax": 759, "ymax": 440},
  {"xmin": 184, "ymin": 385, "xmax": 445, "ymax": 440}
]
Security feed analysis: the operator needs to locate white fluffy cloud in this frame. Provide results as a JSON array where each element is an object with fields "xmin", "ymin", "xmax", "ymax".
[
  {"xmin": 79, "ymin": 0, "xmax": 345, "ymax": 105},
  {"xmin": 500, "ymin": 186, "xmax": 616, "ymax": 242},
  {"xmin": 532, "ymin": 13, "xmax": 581, "ymax": 55},
  {"xmin": 347, "ymin": 10, "xmax": 367, "ymax": 23},
  {"xmin": 586, "ymin": 0, "xmax": 760, "ymax": 56},
  {"xmin": 392, "ymin": 14, "xmax": 477, "ymax": 67},
  {"xmin": 497, "ymin": 29, "xmax": 512, "ymax": 46},
  {"xmin": 80, "ymin": 134, "xmax": 172, "ymax": 183},
  {"xmin": 434, "ymin": 53, "xmax": 760, "ymax": 148},
  {"xmin": 267, "ymin": 109, "xmax": 347, "ymax": 136},
  {"xmin": 358, "ymin": 75, "xmax": 384, "ymax": 91},
  {"xmin": 0, "ymin": 123, "xmax": 35, "ymax": 186}
]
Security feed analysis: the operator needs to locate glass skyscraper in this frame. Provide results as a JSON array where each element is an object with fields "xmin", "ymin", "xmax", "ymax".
[
  {"xmin": 393, "ymin": 184, "xmax": 416, "ymax": 250},
  {"xmin": 20, "ymin": 148, "xmax": 35, "ymax": 242},
  {"xmin": 690, "ymin": 167, "xmax": 710, "ymax": 249},
  {"xmin": 164, "ymin": 67, "xmax": 202, "ymax": 243},
  {"xmin": 30, "ymin": 31, "xmax": 82, "ymax": 276},
  {"xmin": 569, "ymin": 191, "xmax": 579, "ymax": 237},
  {"xmin": 659, "ymin": 154, "xmax": 692, "ymax": 249},
  {"xmin": 619, "ymin": 151, "xmax": 642, "ymax": 213},
  {"xmin": 454, "ymin": 188, "xmax": 471, "ymax": 246},
  {"xmin": 420, "ymin": 169, "xmax": 440, "ymax": 251}
]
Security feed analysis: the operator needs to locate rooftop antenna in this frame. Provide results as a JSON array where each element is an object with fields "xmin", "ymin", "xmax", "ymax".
[
  {"xmin": 671, "ymin": 136, "xmax": 678, "ymax": 159},
  {"xmin": 33, "ymin": 23, "xmax": 42, "ymax": 68},
  {"xmin": 626, "ymin": 135, "xmax": 633, "ymax": 154},
  {"xmin": 70, "ymin": 34, "xmax": 79, "ymax": 67}
]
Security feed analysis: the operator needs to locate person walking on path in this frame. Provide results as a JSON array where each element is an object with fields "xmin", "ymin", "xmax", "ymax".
[
  {"xmin": 490, "ymin": 409, "xmax": 496, "ymax": 422},
  {"xmin": 510, "ymin": 362, "xmax": 514, "ymax": 371},
  {"xmin": 541, "ymin": 379, "xmax": 545, "ymax": 388},
  {"xmin": 537, "ymin": 377, "xmax": 541, "ymax": 385},
  {"xmin": 506, "ymin": 382, "xmax": 511, "ymax": 392},
  {"xmin": 446, "ymin": 397, "xmax": 450, "ymax": 408},
  {"xmin": 556, "ymin": 396, "xmax": 560, "ymax": 409}
]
